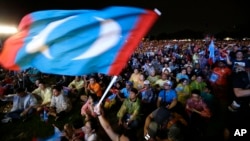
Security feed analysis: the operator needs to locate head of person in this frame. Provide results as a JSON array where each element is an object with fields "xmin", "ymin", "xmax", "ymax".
[
  {"xmin": 186, "ymin": 66, "xmax": 192, "ymax": 72},
  {"xmin": 63, "ymin": 123, "xmax": 75, "ymax": 137},
  {"xmin": 84, "ymin": 118, "xmax": 98, "ymax": 135},
  {"xmin": 180, "ymin": 68, "xmax": 187, "ymax": 74},
  {"xmin": 139, "ymin": 74, "xmax": 145, "ymax": 81},
  {"xmin": 216, "ymin": 60, "xmax": 227, "ymax": 68},
  {"xmin": 195, "ymin": 75, "xmax": 203, "ymax": 83},
  {"xmin": 125, "ymin": 81, "xmax": 133, "ymax": 89},
  {"xmin": 114, "ymin": 81, "xmax": 122, "ymax": 89},
  {"xmin": 163, "ymin": 80, "xmax": 173, "ymax": 90},
  {"xmin": 75, "ymin": 76, "xmax": 80, "ymax": 81},
  {"xmin": 204, "ymin": 85, "xmax": 212, "ymax": 94},
  {"xmin": 179, "ymin": 78, "xmax": 188, "ymax": 85},
  {"xmin": 89, "ymin": 77, "xmax": 96, "ymax": 85},
  {"xmin": 52, "ymin": 85, "xmax": 62, "ymax": 97},
  {"xmin": 88, "ymin": 94, "xmax": 98, "ymax": 104},
  {"xmin": 129, "ymin": 88, "xmax": 138, "ymax": 101},
  {"xmin": 133, "ymin": 68, "xmax": 139, "ymax": 74},
  {"xmin": 35, "ymin": 79, "xmax": 41, "ymax": 87},
  {"xmin": 143, "ymin": 80, "xmax": 150, "ymax": 88},
  {"xmin": 161, "ymin": 73, "xmax": 168, "ymax": 80},
  {"xmin": 38, "ymin": 81, "xmax": 46, "ymax": 90},
  {"xmin": 150, "ymin": 70, "xmax": 156, "ymax": 76},
  {"xmin": 235, "ymin": 50, "xmax": 244, "ymax": 60},
  {"xmin": 16, "ymin": 87, "xmax": 26, "ymax": 97},
  {"xmin": 191, "ymin": 89, "xmax": 201, "ymax": 101}
]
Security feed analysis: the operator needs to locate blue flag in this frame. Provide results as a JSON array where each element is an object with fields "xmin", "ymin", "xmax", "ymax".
[
  {"xmin": 0, "ymin": 6, "xmax": 159, "ymax": 75},
  {"xmin": 208, "ymin": 40, "xmax": 215, "ymax": 64}
]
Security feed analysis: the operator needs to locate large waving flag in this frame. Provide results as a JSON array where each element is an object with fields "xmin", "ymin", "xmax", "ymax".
[{"xmin": 0, "ymin": 6, "xmax": 160, "ymax": 76}]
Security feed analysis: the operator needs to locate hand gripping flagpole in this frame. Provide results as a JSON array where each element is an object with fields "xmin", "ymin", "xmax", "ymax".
[{"xmin": 97, "ymin": 75, "xmax": 118, "ymax": 107}]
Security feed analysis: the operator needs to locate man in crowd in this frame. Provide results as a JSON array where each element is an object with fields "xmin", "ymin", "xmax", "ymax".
[{"xmin": 1, "ymin": 87, "xmax": 37, "ymax": 123}]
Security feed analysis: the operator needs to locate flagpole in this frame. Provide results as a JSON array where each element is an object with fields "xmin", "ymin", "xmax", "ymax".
[{"xmin": 97, "ymin": 75, "xmax": 118, "ymax": 106}]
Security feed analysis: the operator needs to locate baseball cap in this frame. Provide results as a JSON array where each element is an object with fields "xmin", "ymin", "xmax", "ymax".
[
  {"xmin": 164, "ymin": 80, "xmax": 172, "ymax": 86},
  {"xmin": 144, "ymin": 80, "xmax": 150, "ymax": 85}
]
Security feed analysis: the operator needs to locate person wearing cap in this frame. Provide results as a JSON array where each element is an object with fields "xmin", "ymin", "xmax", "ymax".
[
  {"xmin": 0, "ymin": 87, "xmax": 38, "ymax": 123},
  {"xmin": 139, "ymin": 80, "xmax": 156, "ymax": 116},
  {"xmin": 156, "ymin": 80, "xmax": 178, "ymax": 110},
  {"xmin": 117, "ymin": 87, "xmax": 141, "ymax": 130}
]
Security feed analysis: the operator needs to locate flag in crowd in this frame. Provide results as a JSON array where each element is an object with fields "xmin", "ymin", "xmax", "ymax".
[
  {"xmin": 0, "ymin": 6, "xmax": 160, "ymax": 76},
  {"xmin": 208, "ymin": 40, "xmax": 215, "ymax": 65}
]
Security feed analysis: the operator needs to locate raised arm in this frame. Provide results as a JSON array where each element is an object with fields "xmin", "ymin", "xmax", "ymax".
[{"xmin": 94, "ymin": 105, "xmax": 120, "ymax": 141}]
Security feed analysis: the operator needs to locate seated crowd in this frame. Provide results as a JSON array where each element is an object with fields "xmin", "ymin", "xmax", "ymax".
[{"xmin": 1, "ymin": 39, "xmax": 250, "ymax": 141}]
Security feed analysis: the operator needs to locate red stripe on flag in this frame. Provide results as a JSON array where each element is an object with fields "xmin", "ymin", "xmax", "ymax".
[
  {"xmin": 0, "ymin": 15, "xmax": 32, "ymax": 70},
  {"xmin": 109, "ymin": 10, "xmax": 158, "ymax": 75}
]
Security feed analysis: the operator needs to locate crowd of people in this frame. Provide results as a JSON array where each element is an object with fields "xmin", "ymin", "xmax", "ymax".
[{"xmin": 1, "ymin": 38, "xmax": 250, "ymax": 141}]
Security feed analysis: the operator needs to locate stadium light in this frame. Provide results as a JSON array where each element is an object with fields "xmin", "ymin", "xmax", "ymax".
[{"xmin": 0, "ymin": 25, "xmax": 18, "ymax": 35}]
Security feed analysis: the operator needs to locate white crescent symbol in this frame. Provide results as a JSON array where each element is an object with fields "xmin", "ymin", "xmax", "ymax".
[
  {"xmin": 72, "ymin": 17, "xmax": 121, "ymax": 60},
  {"xmin": 25, "ymin": 16, "xmax": 76, "ymax": 59}
]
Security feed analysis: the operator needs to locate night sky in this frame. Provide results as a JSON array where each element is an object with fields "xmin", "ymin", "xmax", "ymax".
[{"xmin": 0, "ymin": 0, "xmax": 249, "ymax": 37}]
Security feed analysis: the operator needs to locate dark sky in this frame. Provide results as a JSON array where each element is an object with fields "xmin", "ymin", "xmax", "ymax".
[{"xmin": 0, "ymin": 0, "xmax": 249, "ymax": 36}]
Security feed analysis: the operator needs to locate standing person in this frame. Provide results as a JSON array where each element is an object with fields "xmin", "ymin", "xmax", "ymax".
[
  {"xmin": 226, "ymin": 50, "xmax": 249, "ymax": 70},
  {"xmin": 225, "ymin": 64, "xmax": 250, "ymax": 140},
  {"xmin": 209, "ymin": 60, "xmax": 232, "ymax": 107},
  {"xmin": 1, "ymin": 87, "xmax": 37, "ymax": 123},
  {"xmin": 117, "ymin": 88, "xmax": 141, "ymax": 130},
  {"xmin": 48, "ymin": 86, "xmax": 72, "ymax": 121}
]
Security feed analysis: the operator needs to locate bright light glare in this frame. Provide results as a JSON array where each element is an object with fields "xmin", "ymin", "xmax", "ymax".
[{"xmin": 0, "ymin": 25, "xmax": 18, "ymax": 35}]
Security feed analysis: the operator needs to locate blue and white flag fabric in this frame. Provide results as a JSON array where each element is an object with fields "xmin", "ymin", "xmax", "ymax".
[
  {"xmin": 0, "ymin": 6, "xmax": 160, "ymax": 76},
  {"xmin": 208, "ymin": 40, "xmax": 215, "ymax": 64}
]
